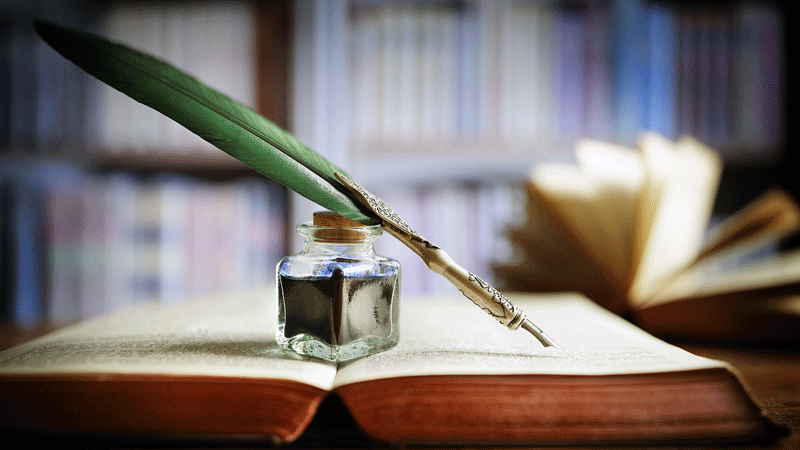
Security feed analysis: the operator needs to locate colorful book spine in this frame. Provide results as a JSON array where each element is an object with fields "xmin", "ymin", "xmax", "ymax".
[
  {"xmin": 98, "ymin": 173, "xmax": 137, "ymax": 316},
  {"xmin": 5, "ymin": 168, "xmax": 45, "ymax": 328},
  {"xmin": 582, "ymin": 4, "xmax": 613, "ymax": 141},
  {"xmin": 609, "ymin": 0, "xmax": 649, "ymax": 147},
  {"xmin": 46, "ymin": 167, "xmax": 87, "ymax": 326},
  {"xmin": 647, "ymin": 4, "xmax": 679, "ymax": 141},
  {"xmin": 556, "ymin": 5, "xmax": 585, "ymax": 146}
]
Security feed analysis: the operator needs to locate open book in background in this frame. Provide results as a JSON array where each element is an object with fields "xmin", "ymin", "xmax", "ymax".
[{"xmin": 495, "ymin": 132, "xmax": 800, "ymax": 346}]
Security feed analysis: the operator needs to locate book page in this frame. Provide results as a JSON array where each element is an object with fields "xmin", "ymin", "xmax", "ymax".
[
  {"xmin": 530, "ymin": 164, "xmax": 624, "ymax": 286},
  {"xmin": 499, "ymin": 187, "xmax": 627, "ymax": 314},
  {"xmin": 333, "ymin": 293, "xmax": 724, "ymax": 388},
  {"xmin": 646, "ymin": 247, "xmax": 800, "ymax": 306},
  {"xmin": 0, "ymin": 288, "xmax": 338, "ymax": 391},
  {"xmin": 529, "ymin": 140, "xmax": 644, "ymax": 289},
  {"xmin": 573, "ymin": 138, "xmax": 645, "ymax": 283},
  {"xmin": 629, "ymin": 134, "xmax": 722, "ymax": 305},
  {"xmin": 697, "ymin": 188, "xmax": 800, "ymax": 262}
]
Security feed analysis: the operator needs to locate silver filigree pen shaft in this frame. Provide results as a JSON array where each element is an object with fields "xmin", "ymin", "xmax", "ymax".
[{"xmin": 336, "ymin": 173, "xmax": 563, "ymax": 350}]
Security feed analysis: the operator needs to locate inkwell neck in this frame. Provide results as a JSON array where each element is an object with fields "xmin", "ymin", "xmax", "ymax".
[{"xmin": 299, "ymin": 211, "xmax": 381, "ymax": 257}]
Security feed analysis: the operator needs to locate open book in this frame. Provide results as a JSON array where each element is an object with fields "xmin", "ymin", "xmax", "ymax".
[
  {"xmin": 0, "ymin": 288, "xmax": 775, "ymax": 445},
  {"xmin": 495, "ymin": 133, "xmax": 800, "ymax": 345}
]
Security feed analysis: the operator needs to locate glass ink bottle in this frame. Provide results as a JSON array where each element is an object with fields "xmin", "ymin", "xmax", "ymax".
[{"xmin": 277, "ymin": 211, "xmax": 400, "ymax": 361}]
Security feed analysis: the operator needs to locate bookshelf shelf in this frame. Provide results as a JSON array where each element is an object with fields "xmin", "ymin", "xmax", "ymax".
[
  {"xmin": 354, "ymin": 141, "xmax": 787, "ymax": 187},
  {"xmin": 84, "ymin": 151, "xmax": 258, "ymax": 180},
  {"xmin": 0, "ymin": 0, "xmax": 789, "ymax": 327},
  {"xmin": 291, "ymin": 0, "xmax": 788, "ymax": 296},
  {"xmin": 1, "ymin": 0, "xmax": 293, "ymax": 328},
  {"xmin": 353, "ymin": 139, "xmax": 574, "ymax": 186}
]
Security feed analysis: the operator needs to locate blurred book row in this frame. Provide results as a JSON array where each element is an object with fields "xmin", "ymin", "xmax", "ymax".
[
  {"xmin": 0, "ymin": 0, "xmax": 790, "ymax": 335},
  {"xmin": 1, "ymin": 160, "xmax": 286, "ymax": 329},
  {"xmin": 1, "ymin": 0, "xmax": 258, "ymax": 155},
  {"xmin": 93, "ymin": 1, "xmax": 257, "ymax": 154},
  {"xmin": 351, "ymin": 1, "xmax": 783, "ymax": 162},
  {"xmin": 370, "ymin": 181, "xmax": 525, "ymax": 297},
  {"xmin": 4, "ymin": 0, "xmax": 783, "ymax": 163}
]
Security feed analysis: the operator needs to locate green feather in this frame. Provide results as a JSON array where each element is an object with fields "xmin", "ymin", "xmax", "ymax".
[{"xmin": 34, "ymin": 20, "xmax": 379, "ymax": 225}]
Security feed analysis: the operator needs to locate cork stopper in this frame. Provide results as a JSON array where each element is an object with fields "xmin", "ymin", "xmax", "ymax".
[
  {"xmin": 313, "ymin": 211, "xmax": 365, "ymax": 228},
  {"xmin": 309, "ymin": 211, "xmax": 373, "ymax": 243}
]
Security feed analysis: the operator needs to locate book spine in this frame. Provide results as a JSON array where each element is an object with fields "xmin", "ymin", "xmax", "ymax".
[
  {"xmin": 46, "ymin": 168, "xmax": 86, "ymax": 325},
  {"xmin": 34, "ymin": 18, "xmax": 66, "ymax": 152},
  {"xmin": 8, "ymin": 10, "xmax": 39, "ymax": 149},
  {"xmin": 93, "ymin": 2, "xmax": 258, "ymax": 155},
  {"xmin": 556, "ymin": 5, "xmax": 585, "ymax": 147},
  {"xmin": 0, "ymin": 173, "xmax": 9, "ymax": 321},
  {"xmin": 78, "ymin": 177, "xmax": 105, "ymax": 320},
  {"xmin": 351, "ymin": 7, "xmax": 382, "ymax": 145},
  {"xmin": 418, "ymin": 7, "xmax": 438, "ymax": 141},
  {"xmin": 370, "ymin": 184, "xmax": 427, "ymax": 298},
  {"xmin": 188, "ymin": 182, "xmax": 222, "ymax": 295},
  {"xmin": 435, "ymin": 7, "xmax": 460, "ymax": 141},
  {"xmin": 677, "ymin": 10, "xmax": 696, "ymax": 141},
  {"xmin": 100, "ymin": 173, "xmax": 137, "ymax": 315},
  {"xmin": 161, "ymin": 4, "xmax": 187, "ymax": 152},
  {"xmin": 226, "ymin": 1, "xmax": 257, "ymax": 109},
  {"xmin": 458, "ymin": 3, "xmax": 479, "ymax": 138},
  {"xmin": 131, "ymin": 181, "xmax": 162, "ymax": 304},
  {"xmin": 499, "ymin": 1, "xmax": 538, "ymax": 141},
  {"xmin": 733, "ymin": 4, "xmax": 783, "ymax": 154},
  {"xmin": 582, "ymin": 3, "xmax": 612, "ymax": 141},
  {"xmin": 232, "ymin": 181, "xmax": 252, "ymax": 290},
  {"xmin": 157, "ymin": 176, "xmax": 191, "ymax": 303},
  {"xmin": 476, "ymin": 0, "xmax": 501, "ymax": 141},
  {"xmin": 33, "ymin": 0, "xmax": 94, "ymax": 154},
  {"xmin": 96, "ymin": 3, "xmax": 134, "ymax": 153},
  {"xmin": 198, "ymin": 3, "xmax": 235, "ymax": 155},
  {"xmin": 325, "ymin": 0, "xmax": 352, "ymax": 169},
  {"xmin": 647, "ymin": 4, "xmax": 679, "ymax": 140},
  {"xmin": 181, "ymin": 2, "xmax": 211, "ymax": 153},
  {"xmin": 6, "ymin": 166, "xmax": 45, "ymax": 328},
  {"xmin": 377, "ymin": 5, "xmax": 398, "ymax": 142},
  {"xmin": 708, "ymin": 11, "xmax": 731, "ymax": 151},
  {"xmin": 266, "ymin": 183, "xmax": 287, "ymax": 275},
  {"xmin": 609, "ymin": 0, "xmax": 649, "ymax": 147},
  {"xmin": 0, "ymin": 16, "xmax": 12, "ymax": 147},
  {"xmin": 397, "ymin": 7, "xmax": 419, "ymax": 143},
  {"xmin": 215, "ymin": 184, "xmax": 239, "ymax": 293},
  {"xmin": 131, "ymin": 4, "xmax": 165, "ymax": 153}
]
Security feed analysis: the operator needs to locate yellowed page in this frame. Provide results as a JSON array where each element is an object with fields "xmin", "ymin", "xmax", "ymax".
[
  {"xmin": 698, "ymin": 188, "xmax": 800, "ymax": 261},
  {"xmin": 629, "ymin": 134, "xmax": 722, "ymax": 305},
  {"xmin": 497, "ymin": 186, "xmax": 627, "ymax": 312},
  {"xmin": 0, "ymin": 288, "xmax": 338, "ymax": 391},
  {"xmin": 530, "ymin": 164, "xmax": 613, "ymax": 269},
  {"xmin": 769, "ymin": 295, "xmax": 800, "ymax": 316},
  {"xmin": 334, "ymin": 293, "xmax": 724, "ymax": 387},
  {"xmin": 529, "ymin": 140, "xmax": 643, "ymax": 286},
  {"xmin": 646, "ymin": 247, "xmax": 800, "ymax": 306},
  {"xmin": 574, "ymin": 139, "xmax": 645, "ymax": 285}
]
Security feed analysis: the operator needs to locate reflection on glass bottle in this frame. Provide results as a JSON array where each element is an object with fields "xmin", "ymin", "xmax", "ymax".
[{"xmin": 277, "ymin": 211, "xmax": 400, "ymax": 361}]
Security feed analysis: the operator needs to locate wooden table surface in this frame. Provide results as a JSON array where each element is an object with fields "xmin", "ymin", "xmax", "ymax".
[
  {"xmin": 670, "ymin": 343, "xmax": 799, "ymax": 450},
  {"xmin": 1, "ymin": 326, "xmax": 797, "ymax": 449}
]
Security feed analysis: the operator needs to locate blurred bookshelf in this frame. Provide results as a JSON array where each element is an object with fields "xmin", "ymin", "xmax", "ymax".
[
  {"xmin": 0, "ymin": 0, "xmax": 791, "ymax": 327},
  {"xmin": 291, "ymin": 0, "xmax": 790, "ymax": 296},
  {"xmin": 1, "ymin": 0, "xmax": 292, "ymax": 329},
  {"xmin": 336, "ymin": 0, "xmax": 786, "ymax": 171}
]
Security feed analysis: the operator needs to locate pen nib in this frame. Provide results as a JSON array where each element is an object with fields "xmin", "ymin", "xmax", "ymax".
[{"xmin": 521, "ymin": 319, "xmax": 564, "ymax": 351}]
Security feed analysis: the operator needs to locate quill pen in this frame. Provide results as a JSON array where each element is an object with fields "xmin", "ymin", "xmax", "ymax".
[
  {"xmin": 34, "ymin": 21, "xmax": 561, "ymax": 348},
  {"xmin": 34, "ymin": 20, "xmax": 377, "ymax": 225}
]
